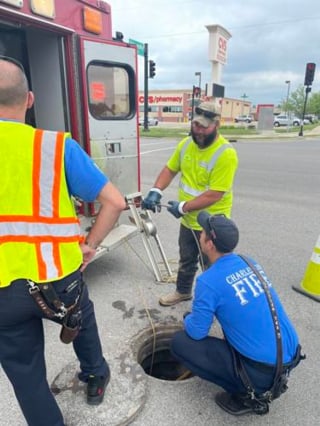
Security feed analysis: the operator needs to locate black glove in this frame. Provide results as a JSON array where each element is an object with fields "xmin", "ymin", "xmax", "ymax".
[
  {"xmin": 167, "ymin": 200, "xmax": 186, "ymax": 218},
  {"xmin": 141, "ymin": 188, "xmax": 163, "ymax": 212}
]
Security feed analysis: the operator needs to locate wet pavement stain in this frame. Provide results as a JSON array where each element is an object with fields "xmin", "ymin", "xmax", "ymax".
[
  {"xmin": 51, "ymin": 375, "xmax": 85, "ymax": 395},
  {"xmin": 112, "ymin": 300, "xmax": 135, "ymax": 318},
  {"xmin": 137, "ymin": 308, "xmax": 162, "ymax": 320}
]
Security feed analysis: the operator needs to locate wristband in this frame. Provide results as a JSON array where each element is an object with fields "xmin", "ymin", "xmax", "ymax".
[
  {"xmin": 178, "ymin": 201, "xmax": 186, "ymax": 215},
  {"xmin": 150, "ymin": 187, "xmax": 163, "ymax": 196}
]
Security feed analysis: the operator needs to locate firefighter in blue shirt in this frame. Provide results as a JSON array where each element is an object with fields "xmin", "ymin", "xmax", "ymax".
[{"xmin": 171, "ymin": 212, "xmax": 304, "ymax": 416}]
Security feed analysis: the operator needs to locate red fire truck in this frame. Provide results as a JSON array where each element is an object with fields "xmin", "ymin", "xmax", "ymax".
[{"xmin": 0, "ymin": 0, "xmax": 172, "ymax": 280}]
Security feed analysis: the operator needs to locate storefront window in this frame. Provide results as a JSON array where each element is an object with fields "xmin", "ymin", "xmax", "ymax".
[
  {"xmin": 162, "ymin": 106, "xmax": 182, "ymax": 113},
  {"xmin": 140, "ymin": 106, "xmax": 158, "ymax": 112},
  {"xmin": 87, "ymin": 62, "xmax": 135, "ymax": 120}
]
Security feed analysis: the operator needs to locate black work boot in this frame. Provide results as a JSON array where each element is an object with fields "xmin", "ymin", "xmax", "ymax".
[
  {"xmin": 215, "ymin": 392, "xmax": 269, "ymax": 416},
  {"xmin": 86, "ymin": 370, "xmax": 110, "ymax": 405}
]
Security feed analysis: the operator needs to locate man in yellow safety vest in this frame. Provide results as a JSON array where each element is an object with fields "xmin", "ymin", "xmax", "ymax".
[
  {"xmin": 0, "ymin": 56, "xmax": 126, "ymax": 426},
  {"xmin": 142, "ymin": 102, "xmax": 238, "ymax": 306}
]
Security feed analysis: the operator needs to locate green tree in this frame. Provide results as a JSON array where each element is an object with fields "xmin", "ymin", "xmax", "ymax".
[
  {"xmin": 281, "ymin": 85, "xmax": 320, "ymax": 118},
  {"xmin": 308, "ymin": 92, "xmax": 320, "ymax": 116},
  {"xmin": 289, "ymin": 86, "xmax": 306, "ymax": 117}
]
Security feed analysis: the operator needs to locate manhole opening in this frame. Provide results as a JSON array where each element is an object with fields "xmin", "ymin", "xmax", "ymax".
[{"xmin": 135, "ymin": 325, "xmax": 194, "ymax": 381}]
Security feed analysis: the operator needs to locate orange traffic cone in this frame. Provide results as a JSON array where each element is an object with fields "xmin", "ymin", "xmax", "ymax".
[{"xmin": 292, "ymin": 236, "xmax": 320, "ymax": 302}]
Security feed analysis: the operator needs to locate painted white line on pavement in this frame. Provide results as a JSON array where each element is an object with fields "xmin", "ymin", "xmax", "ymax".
[{"xmin": 140, "ymin": 147, "xmax": 175, "ymax": 155}]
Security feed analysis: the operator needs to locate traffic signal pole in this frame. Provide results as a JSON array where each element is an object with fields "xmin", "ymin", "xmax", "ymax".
[
  {"xmin": 299, "ymin": 63, "xmax": 316, "ymax": 137},
  {"xmin": 143, "ymin": 43, "xmax": 149, "ymax": 131},
  {"xmin": 298, "ymin": 87, "xmax": 311, "ymax": 137}
]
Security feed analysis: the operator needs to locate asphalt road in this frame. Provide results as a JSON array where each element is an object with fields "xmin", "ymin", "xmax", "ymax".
[{"xmin": 0, "ymin": 136, "xmax": 319, "ymax": 426}]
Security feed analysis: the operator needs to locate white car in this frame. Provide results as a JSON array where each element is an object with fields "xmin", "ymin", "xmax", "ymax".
[
  {"xmin": 234, "ymin": 115, "xmax": 253, "ymax": 123},
  {"xmin": 273, "ymin": 115, "xmax": 310, "ymax": 127},
  {"xmin": 139, "ymin": 117, "xmax": 158, "ymax": 126}
]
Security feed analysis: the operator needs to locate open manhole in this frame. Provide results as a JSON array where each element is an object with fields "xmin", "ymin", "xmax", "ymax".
[{"xmin": 133, "ymin": 323, "xmax": 194, "ymax": 381}]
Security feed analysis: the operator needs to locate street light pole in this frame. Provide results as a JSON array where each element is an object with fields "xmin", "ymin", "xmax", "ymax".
[
  {"xmin": 285, "ymin": 80, "xmax": 291, "ymax": 132},
  {"xmin": 195, "ymin": 71, "xmax": 201, "ymax": 97},
  {"xmin": 285, "ymin": 80, "xmax": 291, "ymax": 115}
]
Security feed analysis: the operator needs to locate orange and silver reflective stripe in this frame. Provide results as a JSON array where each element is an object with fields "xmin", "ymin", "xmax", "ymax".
[
  {"xmin": 33, "ymin": 129, "xmax": 65, "ymax": 218},
  {"xmin": 0, "ymin": 130, "xmax": 81, "ymax": 279},
  {"xmin": 0, "ymin": 221, "xmax": 81, "ymax": 238}
]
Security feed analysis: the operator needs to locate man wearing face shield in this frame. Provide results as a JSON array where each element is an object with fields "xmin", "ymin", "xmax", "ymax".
[{"xmin": 142, "ymin": 102, "xmax": 239, "ymax": 306}]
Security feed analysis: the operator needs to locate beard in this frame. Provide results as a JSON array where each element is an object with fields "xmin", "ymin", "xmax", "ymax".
[{"xmin": 191, "ymin": 128, "xmax": 217, "ymax": 148}]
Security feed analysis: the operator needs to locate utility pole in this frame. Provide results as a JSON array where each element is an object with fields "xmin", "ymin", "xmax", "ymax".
[
  {"xmin": 143, "ymin": 43, "xmax": 149, "ymax": 131},
  {"xmin": 190, "ymin": 85, "xmax": 195, "ymax": 121}
]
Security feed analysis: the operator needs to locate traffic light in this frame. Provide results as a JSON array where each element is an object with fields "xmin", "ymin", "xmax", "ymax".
[
  {"xmin": 304, "ymin": 62, "xmax": 316, "ymax": 86},
  {"xmin": 149, "ymin": 60, "xmax": 156, "ymax": 78}
]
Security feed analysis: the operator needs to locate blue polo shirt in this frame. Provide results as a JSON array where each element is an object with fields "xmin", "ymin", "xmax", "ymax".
[
  {"xmin": 64, "ymin": 137, "xmax": 108, "ymax": 201},
  {"xmin": 0, "ymin": 119, "xmax": 108, "ymax": 201}
]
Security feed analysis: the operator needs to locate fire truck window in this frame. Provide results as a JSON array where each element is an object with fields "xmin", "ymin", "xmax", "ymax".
[{"xmin": 87, "ymin": 64, "xmax": 131, "ymax": 120}]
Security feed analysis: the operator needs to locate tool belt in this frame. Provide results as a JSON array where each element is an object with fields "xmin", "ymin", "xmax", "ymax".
[
  {"xmin": 27, "ymin": 277, "xmax": 84, "ymax": 344},
  {"xmin": 231, "ymin": 255, "xmax": 306, "ymax": 410},
  {"xmin": 232, "ymin": 344, "xmax": 305, "ymax": 405}
]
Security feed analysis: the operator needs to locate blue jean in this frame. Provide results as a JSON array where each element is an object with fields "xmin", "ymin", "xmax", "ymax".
[
  {"xmin": 176, "ymin": 224, "xmax": 210, "ymax": 294},
  {"xmin": 171, "ymin": 331, "xmax": 275, "ymax": 395},
  {"xmin": 0, "ymin": 270, "xmax": 108, "ymax": 426}
]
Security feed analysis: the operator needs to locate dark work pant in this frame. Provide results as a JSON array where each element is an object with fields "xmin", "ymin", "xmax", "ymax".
[
  {"xmin": 171, "ymin": 331, "xmax": 275, "ymax": 395},
  {"xmin": 176, "ymin": 224, "xmax": 210, "ymax": 294},
  {"xmin": 0, "ymin": 270, "xmax": 108, "ymax": 426}
]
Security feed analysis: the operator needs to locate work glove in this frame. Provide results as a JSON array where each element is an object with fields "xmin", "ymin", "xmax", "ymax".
[
  {"xmin": 141, "ymin": 188, "xmax": 163, "ymax": 212},
  {"xmin": 167, "ymin": 201, "xmax": 186, "ymax": 218}
]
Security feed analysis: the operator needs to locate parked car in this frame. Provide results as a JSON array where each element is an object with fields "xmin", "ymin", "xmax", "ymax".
[
  {"xmin": 234, "ymin": 114, "xmax": 253, "ymax": 123},
  {"xmin": 273, "ymin": 115, "xmax": 310, "ymax": 127},
  {"xmin": 139, "ymin": 117, "xmax": 159, "ymax": 126},
  {"xmin": 304, "ymin": 114, "xmax": 318, "ymax": 124}
]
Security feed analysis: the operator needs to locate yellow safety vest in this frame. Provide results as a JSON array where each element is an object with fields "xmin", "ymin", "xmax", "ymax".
[
  {"xmin": 167, "ymin": 135, "xmax": 238, "ymax": 229},
  {"xmin": 0, "ymin": 122, "xmax": 83, "ymax": 288}
]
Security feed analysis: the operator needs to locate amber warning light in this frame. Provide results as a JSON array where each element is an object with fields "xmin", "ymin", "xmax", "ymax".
[{"xmin": 83, "ymin": 6, "xmax": 103, "ymax": 35}]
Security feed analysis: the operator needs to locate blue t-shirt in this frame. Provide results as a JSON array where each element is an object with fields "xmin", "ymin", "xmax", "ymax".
[
  {"xmin": 0, "ymin": 119, "xmax": 108, "ymax": 201},
  {"xmin": 184, "ymin": 253, "xmax": 299, "ymax": 364},
  {"xmin": 65, "ymin": 138, "xmax": 108, "ymax": 201}
]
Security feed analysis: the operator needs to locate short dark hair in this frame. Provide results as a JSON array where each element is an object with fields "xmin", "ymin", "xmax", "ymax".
[{"xmin": 0, "ymin": 56, "xmax": 29, "ymax": 107}]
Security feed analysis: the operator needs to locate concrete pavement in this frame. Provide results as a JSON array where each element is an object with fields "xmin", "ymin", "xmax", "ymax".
[{"xmin": 0, "ymin": 136, "xmax": 319, "ymax": 426}]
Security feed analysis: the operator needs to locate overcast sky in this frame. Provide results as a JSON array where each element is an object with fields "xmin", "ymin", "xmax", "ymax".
[{"xmin": 108, "ymin": 0, "xmax": 319, "ymax": 106}]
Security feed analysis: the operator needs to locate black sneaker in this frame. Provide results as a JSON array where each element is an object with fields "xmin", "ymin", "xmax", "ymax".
[
  {"xmin": 215, "ymin": 392, "xmax": 269, "ymax": 416},
  {"xmin": 87, "ymin": 372, "xmax": 110, "ymax": 405}
]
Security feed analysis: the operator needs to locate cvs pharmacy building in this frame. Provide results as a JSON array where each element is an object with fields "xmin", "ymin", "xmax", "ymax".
[
  {"xmin": 138, "ymin": 90, "xmax": 190, "ymax": 123},
  {"xmin": 138, "ymin": 89, "xmax": 251, "ymax": 124}
]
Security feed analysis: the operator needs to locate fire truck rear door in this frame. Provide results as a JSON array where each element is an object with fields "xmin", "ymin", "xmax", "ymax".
[{"xmin": 80, "ymin": 38, "xmax": 139, "ymax": 197}]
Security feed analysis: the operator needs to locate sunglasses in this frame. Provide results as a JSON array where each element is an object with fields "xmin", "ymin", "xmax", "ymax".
[
  {"xmin": 195, "ymin": 106, "xmax": 218, "ymax": 120},
  {"xmin": 207, "ymin": 214, "xmax": 226, "ymax": 241},
  {"xmin": 0, "ymin": 55, "xmax": 25, "ymax": 74}
]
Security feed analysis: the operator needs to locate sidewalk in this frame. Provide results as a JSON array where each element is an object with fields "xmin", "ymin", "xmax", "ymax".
[
  {"xmin": 158, "ymin": 121, "xmax": 320, "ymax": 139},
  {"xmin": 234, "ymin": 125, "xmax": 320, "ymax": 139}
]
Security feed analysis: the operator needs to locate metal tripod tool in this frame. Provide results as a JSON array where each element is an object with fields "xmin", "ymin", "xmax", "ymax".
[{"xmin": 127, "ymin": 193, "xmax": 173, "ymax": 282}]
